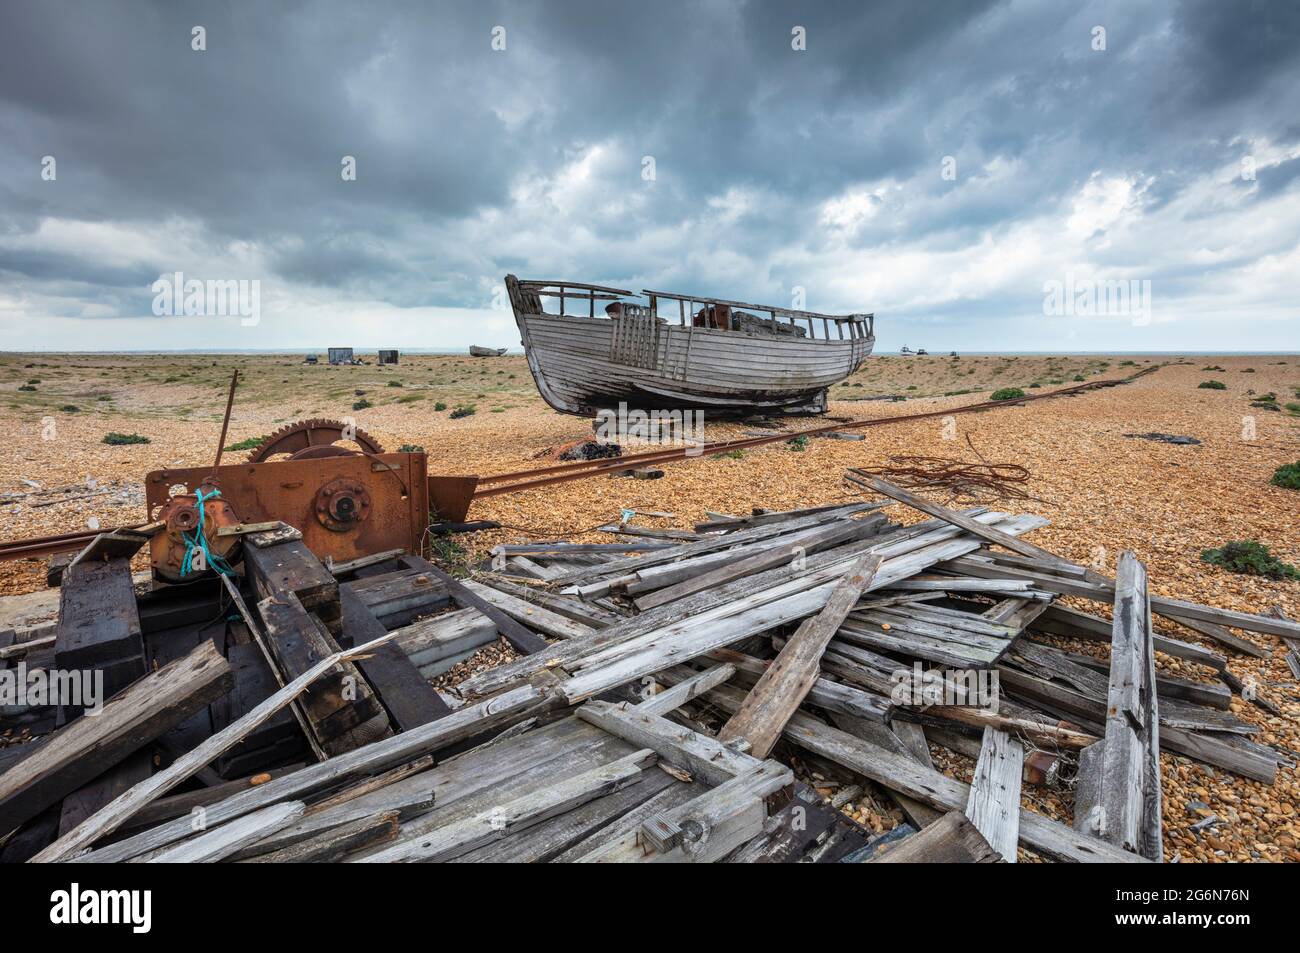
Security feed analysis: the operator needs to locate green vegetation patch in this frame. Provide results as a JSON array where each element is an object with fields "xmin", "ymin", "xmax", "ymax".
[
  {"xmin": 224, "ymin": 435, "xmax": 268, "ymax": 452},
  {"xmin": 1200, "ymin": 540, "xmax": 1298, "ymax": 581},
  {"xmin": 1198, "ymin": 380, "xmax": 1226, "ymax": 390},
  {"xmin": 1271, "ymin": 461, "xmax": 1300, "ymax": 490},
  {"xmin": 990, "ymin": 387, "xmax": 1026, "ymax": 401},
  {"xmin": 102, "ymin": 432, "xmax": 150, "ymax": 445}
]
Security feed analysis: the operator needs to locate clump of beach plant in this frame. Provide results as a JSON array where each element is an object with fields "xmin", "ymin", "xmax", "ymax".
[
  {"xmin": 387, "ymin": 380, "xmax": 403, "ymax": 387},
  {"xmin": 786, "ymin": 435, "xmax": 808, "ymax": 451},
  {"xmin": 397, "ymin": 443, "xmax": 424, "ymax": 452},
  {"xmin": 449, "ymin": 405, "xmax": 476, "ymax": 419},
  {"xmin": 102, "ymin": 432, "xmax": 150, "ymax": 445},
  {"xmin": 1072, "ymin": 374, "xmax": 1085, "ymax": 382},
  {"xmin": 352, "ymin": 398, "xmax": 372, "ymax": 410},
  {"xmin": 434, "ymin": 401, "xmax": 447, "ymax": 411},
  {"xmin": 990, "ymin": 387, "xmax": 1025, "ymax": 401},
  {"xmin": 18, "ymin": 384, "xmax": 36, "ymax": 392},
  {"xmin": 1271, "ymin": 462, "xmax": 1300, "ymax": 490},
  {"xmin": 59, "ymin": 405, "xmax": 79, "ymax": 413},
  {"xmin": 224, "ymin": 435, "xmax": 267, "ymax": 452},
  {"xmin": 1198, "ymin": 380, "xmax": 1226, "ymax": 390},
  {"xmin": 1200, "ymin": 540, "xmax": 1298, "ymax": 581}
]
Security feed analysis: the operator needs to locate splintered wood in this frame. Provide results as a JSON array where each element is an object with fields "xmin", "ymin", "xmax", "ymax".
[{"xmin": 2, "ymin": 474, "xmax": 1296, "ymax": 864}]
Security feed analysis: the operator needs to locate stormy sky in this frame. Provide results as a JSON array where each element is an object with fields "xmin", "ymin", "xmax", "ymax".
[{"xmin": 1, "ymin": 0, "xmax": 1297, "ymax": 352}]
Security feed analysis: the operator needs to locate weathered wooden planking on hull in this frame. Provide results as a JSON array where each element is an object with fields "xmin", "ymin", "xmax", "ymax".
[{"xmin": 506, "ymin": 275, "xmax": 874, "ymax": 417}]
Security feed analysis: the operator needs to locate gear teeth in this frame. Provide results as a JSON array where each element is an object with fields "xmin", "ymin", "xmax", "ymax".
[{"xmin": 246, "ymin": 418, "xmax": 385, "ymax": 462}]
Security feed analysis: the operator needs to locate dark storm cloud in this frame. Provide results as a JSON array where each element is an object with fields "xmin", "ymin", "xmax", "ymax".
[{"xmin": 0, "ymin": 0, "xmax": 1298, "ymax": 346}]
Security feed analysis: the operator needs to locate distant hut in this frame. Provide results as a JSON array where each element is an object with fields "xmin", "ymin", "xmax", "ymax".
[
  {"xmin": 378, "ymin": 349, "xmax": 399, "ymax": 365},
  {"xmin": 328, "ymin": 347, "xmax": 354, "ymax": 365},
  {"xmin": 304, "ymin": 353, "xmax": 319, "ymax": 364}
]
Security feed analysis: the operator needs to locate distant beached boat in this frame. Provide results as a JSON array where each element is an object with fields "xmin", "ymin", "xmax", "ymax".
[
  {"xmin": 506, "ymin": 275, "xmax": 874, "ymax": 417},
  {"xmin": 469, "ymin": 345, "xmax": 507, "ymax": 357},
  {"xmin": 900, "ymin": 345, "xmax": 915, "ymax": 356}
]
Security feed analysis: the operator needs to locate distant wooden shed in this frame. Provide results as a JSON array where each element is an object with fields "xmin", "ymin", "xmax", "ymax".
[
  {"xmin": 378, "ymin": 349, "xmax": 399, "ymax": 365},
  {"xmin": 328, "ymin": 347, "xmax": 354, "ymax": 365}
]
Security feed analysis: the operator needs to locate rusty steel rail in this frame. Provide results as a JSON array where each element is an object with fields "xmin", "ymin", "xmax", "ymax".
[
  {"xmin": 0, "ymin": 365, "xmax": 1157, "ymax": 562},
  {"xmin": 474, "ymin": 365, "xmax": 1159, "ymax": 497}
]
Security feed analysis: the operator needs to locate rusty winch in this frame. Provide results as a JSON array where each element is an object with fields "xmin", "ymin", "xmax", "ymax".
[
  {"xmin": 147, "ymin": 419, "xmax": 432, "ymax": 582},
  {"xmin": 151, "ymin": 479, "xmax": 245, "ymax": 582}
]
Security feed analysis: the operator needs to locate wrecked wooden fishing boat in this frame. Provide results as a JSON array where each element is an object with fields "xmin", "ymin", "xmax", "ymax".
[
  {"xmin": 506, "ymin": 275, "xmax": 874, "ymax": 417},
  {"xmin": 469, "ymin": 345, "xmax": 507, "ymax": 357}
]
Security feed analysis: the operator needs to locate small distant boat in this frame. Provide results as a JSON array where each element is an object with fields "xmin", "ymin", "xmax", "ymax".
[
  {"xmin": 507, "ymin": 275, "xmax": 874, "ymax": 416},
  {"xmin": 469, "ymin": 345, "xmax": 507, "ymax": 357},
  {"xmin": 900, "ymin": 345, "xmax": 915, "ymax": 356},
  {"xmin": 916, "ymin": 348, "xmax": 929, "ymax": 356}
]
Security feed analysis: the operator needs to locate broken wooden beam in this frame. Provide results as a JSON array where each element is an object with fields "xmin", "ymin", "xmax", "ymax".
[
  {"xmin": 1078, "ymin": 551, "xmax": 1162, "ymax": 861},
  {"xmin": 0, "ymin": 638, "xmax": 232, "ymax": 837},
  {"xmin": 718, "ymin": 554, "xmax": 881, "ymax": 758}
]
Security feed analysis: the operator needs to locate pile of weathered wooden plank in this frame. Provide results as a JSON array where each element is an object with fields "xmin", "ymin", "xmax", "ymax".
[{"xmin": 2, "ymin": 475, "xmax": 1296, "ymax": 864}]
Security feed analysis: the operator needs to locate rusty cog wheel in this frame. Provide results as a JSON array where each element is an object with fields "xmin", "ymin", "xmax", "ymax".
[{"xmin": 246, "ymin": 418, "xmax": 385, "ymax": 463}]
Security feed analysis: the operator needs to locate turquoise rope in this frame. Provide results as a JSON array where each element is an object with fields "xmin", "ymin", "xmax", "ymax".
[{"xmin": 180, "ymin": 487, "xmax": 236, "ymax": 577}]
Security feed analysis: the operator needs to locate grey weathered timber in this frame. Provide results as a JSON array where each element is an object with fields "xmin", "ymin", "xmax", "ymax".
[
  {"xmin": 257, "ymin": 592, "xmax": 388, "ymax": 754},
  {"xmin": 1033, "ymin": 604, "xmax": 1226, "ymax": 671},
  {"xmin": 33, "ymin": 628, "xmax": 413, "ymax": 863},
  {"xmin": 454, "ymin": 515, "xmax": 979, "ymax": 700},
  {"xmin": 356, "ymin": 749, "xmax": 657, "ymax": 863},
  {"xmin": 146, "ymin": 801, "xmax": 306, "ymax": 863},
  {"xmin": 400, "ymin": 556, "xmax": 548, "ymax": 655},
  {"xmin": 867, "ymin": 811, "xmax": 1001, "ymax": 863},
  {"xmin": 1169, "ymin": 616, "xmax": 1267, "ymax": 659},
  {"xmin": 964, "ymin": 728, "xmax": 1023, "ymax": 862},
  {"xmin": 547, "ymin": 503, "xmax": 875, "ymax": 586},
  {"xmin": 1074, "ymin": 741, "xmax": 1104, "ymax": 836},
  {"xmin": 554, "ymin": 781, "xmax": 702, "ymax": 861},
  {"xmin": 996, "ymin": 666, "xmax": 1276, "ymax": 783},
  {"xmin": 660, "ymin": 674, "xmax": 1148, "ymax": 863},
  {"xmin": 634, "ymin": 517, "xmax": 883, "ymax": 610},
  {"xmin": 0, "ymin": 639, "xmax": 231, "ymax": 837},
  {"xmin": 635, "ymin": 664, "xmax": 737, "ymax": 716},
  {"xmin": 60, "ymin": 682, "xmax": 548, "ymax": 863},
  {"xmin": 339, "ymin": 584, "xmax": 451, "ymax": 730},
  {"xmin": 244, "ymin": 535, "xmax": 341, "ymax": 630},
  {"xmin": 391, "ymin": 607, "xmax": 498, "ymax": 677},
  {"xmin": 718, "ymin": 554, "xmax": 881, "ymax": 757},
  {"xmin": 716, "ymin": 647, "xmax": 892, "ymax": 724},
  {"xmin": 1009, "ymin": 639, "xmax": 1250, "ymax": 734},
  {"xmin": 244, "ymin": 810, "xmax": 401, "ymax": 863},
  {"xmin": 451, "ymin": 770, "xmax": 680, "ymax": 863},
  {"xmin": 945, "ymin": 554, "xmax": 1300, "ymax": 641},
  {"xmin": 471, "ymin": 574, "xmax": 621, "ymax": 628},
  {"xmin": 459, "ymin": 578, "xmax": 594, "ymax": 640},
  {"xmin": 1032, "ymin": 641, "xmax": 1231, "ymax": 709},
  {"xmin": 491, "ymin": 542, "xmax": 676, "ymax": 556},
  {"xmin": 1090, "ymin": 552, "xmax": 1162, "ymax": 861},
  {"xmin": 575, "ymin": 700, "xmax": 758, "ymax": 785},
  {"xmin": 851, "ymin": 475, "xmax": 1080, "ymax": 571},
  {"xmin": 557, "ymin": 514, "xmax": 1048, "ymax": 704},
  {"xmin": 584, "ymin": 760, "xmax": 793, "ymax": 863},
  {"xmin": 54, "ymin": 556, "xmax": 144, "ymax": 671}
]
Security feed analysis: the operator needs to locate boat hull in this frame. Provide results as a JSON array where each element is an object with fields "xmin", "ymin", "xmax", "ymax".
[{"xmin": 512, "ymin": 309, "xmax": 873, "ymax": 417}]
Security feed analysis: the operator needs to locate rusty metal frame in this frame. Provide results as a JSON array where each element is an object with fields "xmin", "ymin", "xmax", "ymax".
[{"xmin": 144, "ymin": 452, "xmax": 429, "ymax": 571}]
